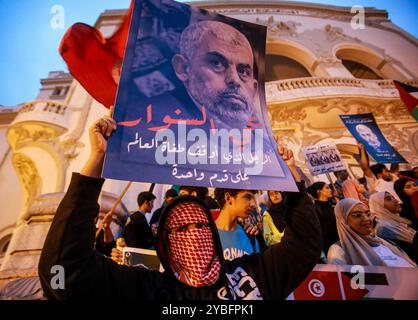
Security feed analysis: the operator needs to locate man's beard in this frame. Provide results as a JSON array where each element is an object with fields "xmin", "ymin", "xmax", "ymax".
[
  {"xmin": 188, "ymin": 83, "xmax": 253, "ymax": 128},
  {"xmin": 369, "ymin": 141, "xmax": 381, "ymax": 149}
]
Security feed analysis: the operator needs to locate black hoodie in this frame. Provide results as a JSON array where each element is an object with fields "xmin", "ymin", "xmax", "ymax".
[{"xmin": 38, "ymin": 173, "xmax": 322, "ymax": 300}]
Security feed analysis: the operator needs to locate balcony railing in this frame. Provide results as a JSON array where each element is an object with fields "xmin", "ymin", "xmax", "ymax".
[
  {"xmin": 266, "ymin": 77, "xmax": 418, "ymax": 103},
  {"xmin": 11, "ymin": 100, "xmax": 70, "ymax": 131}
]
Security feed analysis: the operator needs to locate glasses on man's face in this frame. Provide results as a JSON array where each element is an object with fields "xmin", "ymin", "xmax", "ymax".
[{"xmin": 168, "ymin": 222, "xmax": 209, "ymax": 234}]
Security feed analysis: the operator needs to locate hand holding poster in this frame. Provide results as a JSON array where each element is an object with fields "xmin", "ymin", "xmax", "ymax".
[
  {"xmin": 103, "ymin": 0, "xmax": 297, "ymax": 191},
  {"xmin": 301, "ymin": 143, "xmax": 345, "ymax": 176},
  {"xmin": 340, "ymin": 113, "xmax": 407, "ymax": 164},
  {"xmin": 122, "ymin": 247, "xmax": 163, "ymax": 271}
]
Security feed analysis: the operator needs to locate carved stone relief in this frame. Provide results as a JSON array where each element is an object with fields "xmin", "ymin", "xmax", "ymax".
[
  {"xmin": 12, "ymin": 153, "xmax": 40, "ymax": 207},
  {"xmin": 317, "ymin": 99, "xmax": 351, "ymax": 113},
  {"xmin": 13, "ymin": 126, "xmax": 58, "ymax": 150},
  {"xmin": 270, "ymin": 107, "xmax": 307, "ymax": 122},
  {"xmin": 60, "ymin": 138, "xmax": 84, "ymax": 162},
  {"xmin": 356, "ymin": 100, "xmax": 411, "ymax": 120},
  {"xmin": 267, "ymin": 18, "xmax": 301, "ymax": 37}
]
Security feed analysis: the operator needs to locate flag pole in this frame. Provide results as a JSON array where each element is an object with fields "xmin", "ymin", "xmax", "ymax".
[{"xmin": 96, "ymin": 181, "xmax": 133, "ymax": 238}]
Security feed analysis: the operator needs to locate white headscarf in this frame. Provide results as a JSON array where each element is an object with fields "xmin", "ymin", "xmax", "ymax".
[
  {"xmin": 334, "ymin": 198, "xmax": 416, "ymax": 267},
  {"xmin": 369, "ymin": 192, "xmax": 416, "ymax": 243}
]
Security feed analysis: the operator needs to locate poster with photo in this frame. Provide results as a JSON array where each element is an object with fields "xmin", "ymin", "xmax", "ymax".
[
  {"xmin": 340, "ymin": 113, "xmax": 406, "ymax": 164},
  {"xmin": 301, "ymin": 143, "xmax": 346, "ymax": 176},
  {"xmin": 103, "ymin": 0, "xmax": 297, "ymax": 191}
]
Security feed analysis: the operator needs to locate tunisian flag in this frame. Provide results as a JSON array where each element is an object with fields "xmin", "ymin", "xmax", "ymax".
[{"xmin": 59, "ymin": 1, "xmax": 134, "ymax": 108}]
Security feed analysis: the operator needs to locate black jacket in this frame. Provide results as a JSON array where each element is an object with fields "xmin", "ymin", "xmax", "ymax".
[
  {"xmin": 149, "ymin": 206, "xmax": 164, "ymax": 226},
  {"xmin": 314, "ymin": 200, "xmax": 339, "ymax": 255},
  {"xmin": 124, "ymin": 211, "xmax": 155, "ymax": 249},
  {"xmin": 38, "ymin": 173, "xmax": 322, "ymax": 300}
]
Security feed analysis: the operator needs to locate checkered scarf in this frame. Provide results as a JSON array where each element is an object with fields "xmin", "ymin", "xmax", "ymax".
[{"xmin": 166, "ymin": 202, "xmax": 221, "ymax": 287}]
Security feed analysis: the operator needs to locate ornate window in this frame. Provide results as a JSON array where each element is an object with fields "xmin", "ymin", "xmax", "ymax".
[
  {"xmin": 265, "ymin": 55, "xmax": 312, "ymax": 81},
  {"xmin": 341, "ymin": 59, "xmax": 382, "ymax": 80}
]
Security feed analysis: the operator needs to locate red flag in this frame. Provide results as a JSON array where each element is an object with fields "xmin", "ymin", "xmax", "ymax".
[
  {"xmin": 293, "ymin": 271, "xmax": 343, "ymax": 300},
  {"xmin": 59, "ymin": 1, "xmax": 134, "ymax": 108},
  {"xmin": 292, "ymin": 271, "xmax": 369, "ymax": 300},
  {"xmin": 393, "ymin": 80, "xmax": 418, "ymax": 121}
]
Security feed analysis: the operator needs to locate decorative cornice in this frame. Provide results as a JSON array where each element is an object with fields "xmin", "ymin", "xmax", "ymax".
[
  {"xmin": 97, "ymin": 2, "xmax": 416, "ymax": 48},
  {"xmin": 0, "ymin": 111, "xmax": 18, "ymax": 125},
  {"xmin": 266, "ymin": 77, "xmax": 418, "ymax": 103},
  {"xmin": 188, "ymin": 1, "xmax": 388, "ymax": 18},
  {"xmin": 40, "ymin": 75, "xmax": 73, "ymax": 86},
  {"xmin": 25, "ymin": 193, "xmax": 65, "ymax": 218}
]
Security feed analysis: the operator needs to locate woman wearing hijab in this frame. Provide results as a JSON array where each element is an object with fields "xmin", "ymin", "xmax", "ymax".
[
  {"xmin": 327, "ymin": 198, "xmax": 416, "ymax": 267},
  {"xmin": 342, "ymin": 179, "xmax": 369, "ymax": 205},
  {"xmin": 369, "ymin": 192, "xmax": 417, "ymax": 262},
  {"xmin": 308, "ymin": 182, "xmax": 339, "ymax": 255},
  {"xmin": 394, "ymin": 178, "xmax": 418, "ymax": 229},
  {"xmin": 260, "ymin": 191, "xmax": 286, "ymax": 246}
]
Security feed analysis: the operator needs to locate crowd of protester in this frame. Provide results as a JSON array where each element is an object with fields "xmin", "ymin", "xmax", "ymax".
[
  {"xmin": 93, "ymin": 143, "xmax": 418, "ymax": 269},
  {"xmin": 38, "ymin": 113, "xmax": 418, "ymax": 300}
]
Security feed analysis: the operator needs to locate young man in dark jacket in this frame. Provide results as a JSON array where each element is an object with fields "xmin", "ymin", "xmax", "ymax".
[
  {"xmin": 38, "ymin": 113, "xmax": 322, "ymax": 300},
  {"xmin": 124, "ymin": 191, "xmax": 156, "ymax": 249}
]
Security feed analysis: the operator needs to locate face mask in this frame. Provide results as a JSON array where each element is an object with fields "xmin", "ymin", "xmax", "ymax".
[{"xmin": 166, "ymin": 202, "xmax": 221, "ymax": 287}]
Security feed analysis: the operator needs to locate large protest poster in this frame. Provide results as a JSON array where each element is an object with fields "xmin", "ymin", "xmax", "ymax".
[
  {"xmin": 287, "ymin": 264, "xmax": 418, "ymax": 300},
  {"xmin": 103, "ymin": 0, "xmax": 297, "ymax": 191},
  {"xmin": 340, "ymin": 113, "xmax": 407, "ymax": 164},
  {"xmin": 301, "ymin": 143, "xmax": 345, "ymax": 176}
]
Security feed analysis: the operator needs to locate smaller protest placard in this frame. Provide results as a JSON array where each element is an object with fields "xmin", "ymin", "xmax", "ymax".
[
  {"xmin": 301, "ymin": 143, "xmax": 346, "ymax": 176},
  {"xmin": 122, "ymin": 247, "xmax": 163, "ymax": 272},
  {"xmin": 340, "ymin": 113, "xmax": 406, "ymax": 164}
]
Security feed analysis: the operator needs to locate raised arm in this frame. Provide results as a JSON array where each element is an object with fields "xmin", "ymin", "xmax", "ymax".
[
  {"xmin": 243, "ymin": 145, "xmax": 322, "ymax": 299},
  {"xmin": 358, "ymin": 143, "xmax": 373, "ymax": 178},
  {"xmin": 38, "ymin": 113, "xmax": 160, "ymax": 299}
]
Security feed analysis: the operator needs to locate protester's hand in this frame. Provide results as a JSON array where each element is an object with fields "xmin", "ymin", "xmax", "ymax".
[
  {"xmin": 274, "ymin": 135, "xmax": 295, "ymax": 168},
  {"xmin": 102, "ymin": 211, "xmax": 113, "ymax": 229},
  {"xmin": 278, "ymin": 145, "xmax": 295, "ymax": 168},
  {"xmin": 111, "ymin": 237, "xmax": 126, "ymax": 265},
  {"xmin": 111, "ymin": 247, "xmax": 124, "ymax": 264},
  {"xmin": 245, "ymin": 225, "xmax": 259, "ymax": 237},
  {"xmin": 89, "ymin": 106, "xmax": 116, "ymax": 156},
  {"xmin": 275, "ymin": 135, "xmax": 300, "ymax": 182},
  {"xmin": 81, "ymin": 107, "xmax": 116, "ymax": 178}
]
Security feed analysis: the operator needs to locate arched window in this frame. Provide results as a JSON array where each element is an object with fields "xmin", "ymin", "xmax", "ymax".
[
  {"xmin": 265, "ymin": 55, "xmax": 312, "ymax": 81},
  {"xmin": 341, "ymin": 59, "xmax": 382, "ymax": 80}
]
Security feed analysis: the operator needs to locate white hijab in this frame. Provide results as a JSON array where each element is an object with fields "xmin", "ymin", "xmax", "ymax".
[
  {"xmin": 369, "ymin": 192, "xmax": 416, "ymax": 243},
  {"xmin": 334, "ymin": 198, "xmax": 416, "ymax": 267}
]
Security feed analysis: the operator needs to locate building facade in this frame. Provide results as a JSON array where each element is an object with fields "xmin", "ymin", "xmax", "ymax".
[{"xmin": 0, "ymin": 0, "xmax": 417, "ymax": 298}]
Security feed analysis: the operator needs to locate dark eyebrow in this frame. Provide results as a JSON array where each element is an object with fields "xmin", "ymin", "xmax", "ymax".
[
  {"xmin": 205, "ymin": 51, "xmax": 228, "ymax": 65},
  {"xmin": 237, "ymin": 63, "xmax": 252, "ymax": 71}
]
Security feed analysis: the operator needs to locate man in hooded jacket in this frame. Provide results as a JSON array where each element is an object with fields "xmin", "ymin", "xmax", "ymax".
[{"xmin": 38, "ymin": 113, "xmax": 322, "ymax": 300}]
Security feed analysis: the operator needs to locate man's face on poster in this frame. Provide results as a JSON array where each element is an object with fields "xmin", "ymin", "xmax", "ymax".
[
  {"xmin": 355, "ymin": 125, "xmax": 381, "ymax": 149},
  {"xmin": 172, "ymin": 21, "xmax": 258, "ymax": 128}
]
